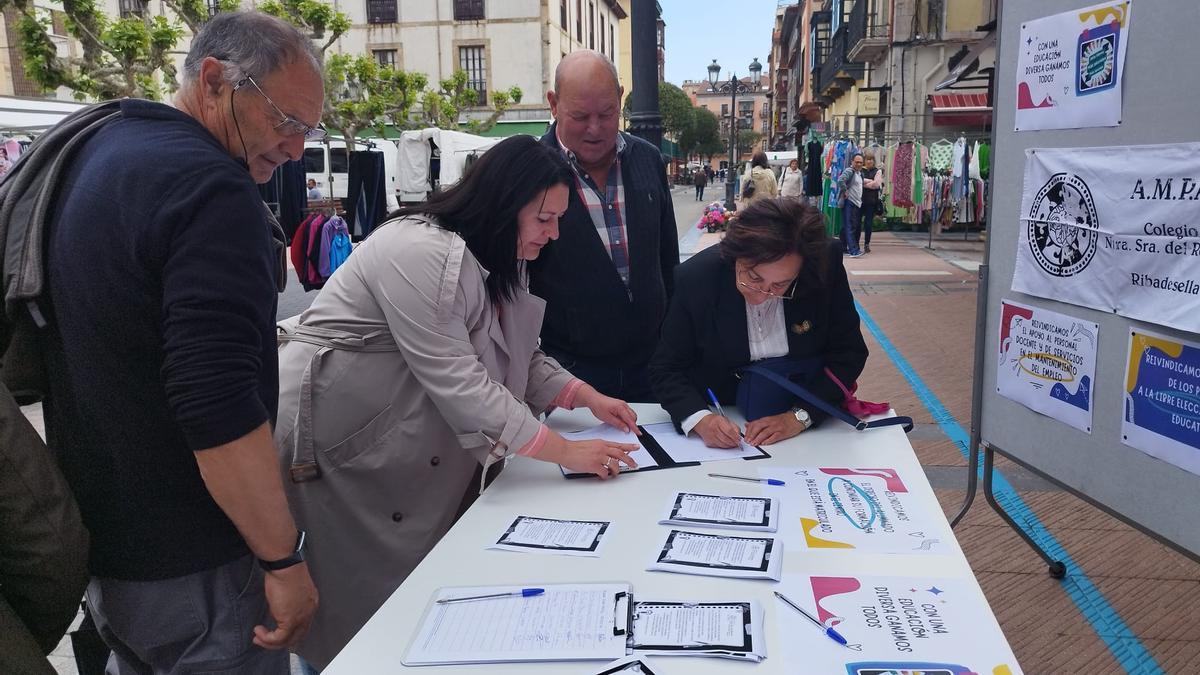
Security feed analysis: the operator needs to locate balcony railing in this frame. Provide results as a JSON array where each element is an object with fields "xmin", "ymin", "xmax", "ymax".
[
  {"xmin": 817, "ymin": 25, "xmax": 864, "ymax": 98},
  {"xmin": 847, "ymin": 0, "xmax": 890, "ymax": 62}
]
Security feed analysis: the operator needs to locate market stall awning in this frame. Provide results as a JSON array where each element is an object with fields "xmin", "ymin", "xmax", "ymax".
[
  {"xmin": 929, "ymin": 93, "xmax": 992, "ymax": 127},
  {"xmin": 0, "ymin": 95, "xmax": 87, "ymax": 134}
]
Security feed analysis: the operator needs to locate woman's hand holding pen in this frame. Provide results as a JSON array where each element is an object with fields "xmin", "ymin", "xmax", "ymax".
[
  {"xmin": 693, "ymin": 414, "xmax": 742, "ymax": 449},
  {"xmin": 575, "ymin": 384, "xmax": 639, "ymax": 435}
]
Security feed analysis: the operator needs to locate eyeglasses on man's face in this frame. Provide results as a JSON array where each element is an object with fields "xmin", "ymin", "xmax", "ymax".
[
  {"xmin": 736, "ymin": 266, "xmax": 798, "ymax": 300},
  {"xmin": 234, "ymin": 74, "xmax": 326, "ymax": 141}
]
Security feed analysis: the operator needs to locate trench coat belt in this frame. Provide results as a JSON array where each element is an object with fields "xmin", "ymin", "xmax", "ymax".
[{"xmin": 278, "ymin": 324, "xmax": 398, "ymax": 483}]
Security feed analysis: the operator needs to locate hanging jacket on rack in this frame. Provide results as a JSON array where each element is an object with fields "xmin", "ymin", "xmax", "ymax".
[{"xmin": 804, "ymin": 139, "xmax": 824, "ymax": 196}]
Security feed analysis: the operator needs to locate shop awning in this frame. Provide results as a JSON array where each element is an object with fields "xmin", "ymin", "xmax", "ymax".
[
  {"xmin": 476, "ymin": 120, "xmax": 551, "ymax": 138},
  {"xmin": 929, "ymin": 93, "xmax": 992, "ymax": 127}
]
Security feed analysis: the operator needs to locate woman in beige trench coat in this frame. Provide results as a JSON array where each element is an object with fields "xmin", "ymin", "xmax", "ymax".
[{"xmin": 274, "ymin": 136, "xmax": 641, "ymax": 669}]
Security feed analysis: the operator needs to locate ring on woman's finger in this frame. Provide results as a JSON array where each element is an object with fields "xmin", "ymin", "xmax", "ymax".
[{"xmin": 604, "ymin": 458, "xmax": 612, "ymax": 468}]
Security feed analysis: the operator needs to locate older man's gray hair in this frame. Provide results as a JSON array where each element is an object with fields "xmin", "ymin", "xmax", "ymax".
[{"xmin": 182, "ymin": 12, "xmax": 321, "ymax": 86}]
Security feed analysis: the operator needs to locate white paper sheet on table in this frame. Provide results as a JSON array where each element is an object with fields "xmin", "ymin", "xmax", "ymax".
[
  {"xmin": 641, "ymin": 422, "xmax": 767, "ymax": 463},
  {"xmin": 774, "ymin": 575, "xmax": 1022, "ymax": 674},
  {"xmin": 630, "ymin": 600, "xmax": 766, "ymax": 662},
  {"xmin": 647, "ymin": 529, "xmax": 782, "ymax": 581},
  {"xmin": 402, "ymin": 583, "xmax": 631, "ymax": 666},
  {"xmin": 659, "ymin": 492, "xmax": 779, "ymax": 532},
  {"xmin": 488, "ymin": 515, "xmax": 611, "ymax": 557},
  {"xmin": 560, "ymin": 424, "xmax": 658, "ymax": 473}
]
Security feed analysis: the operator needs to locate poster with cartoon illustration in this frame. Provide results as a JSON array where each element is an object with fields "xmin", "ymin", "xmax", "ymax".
[
  {"xmin": 997, "ymin": 300, "xmax": 1098, "ymax": 432},
  {"xmin": 1013, "ymin": 143, "xmax": 1200, "ymax": 335},
  {"xmin": 762, "ymin": 468, "xmax": 951, "ymax": 555},
  {"xmin": 1122, "ymin": 329, "xmax": 1200, "ymax": 477},
  {"xmin": 776, "ymin": 575, "xmax": 1022, "ymax": 675},
  {"xmin": 1015, "ymin": 1, "xmax": 1131, "ymax": 131}
]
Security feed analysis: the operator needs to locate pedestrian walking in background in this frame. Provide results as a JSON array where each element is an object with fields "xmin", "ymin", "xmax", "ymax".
[
  {"xmin": 694, "ymin": 168, "xmax": 708, "ymax": 201},
  {"xmin": 836, "ymin": 152, "xmax": 865, "ymax": 257},
  {"xmin": 41, "ymin": 12, "xmax": 322, "ymax": 673},
  {"xmin": 742, "ymin": 151, "xmax": 779, "ymax": 207},
  {"xmin": 530, "ymin": 50, "xmax": 678, "ymax": 402},
  {"xmin": 779, "ymin": 157, "xmax": 803, "ymax": 199}
]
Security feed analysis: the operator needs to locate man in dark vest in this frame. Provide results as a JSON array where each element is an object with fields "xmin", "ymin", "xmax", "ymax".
[{"xmin": 531, "ymin": 50, "xmax": 679, "ymax": 402}]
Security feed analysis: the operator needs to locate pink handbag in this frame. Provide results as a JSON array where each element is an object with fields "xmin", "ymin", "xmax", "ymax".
[{"xmin": 824, "ymin": 367, "xmax": 891, "ymax": 417}]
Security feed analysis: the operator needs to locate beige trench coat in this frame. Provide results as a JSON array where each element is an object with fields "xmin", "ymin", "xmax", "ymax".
[{"xmin": 274, "ymin": 216, "xmax": 574, "ymax": 668}]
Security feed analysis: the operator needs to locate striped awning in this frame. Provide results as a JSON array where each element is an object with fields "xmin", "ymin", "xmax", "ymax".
[{"xmin": 929, "ymin": 93, "xmax": 992, "ymax": 126}]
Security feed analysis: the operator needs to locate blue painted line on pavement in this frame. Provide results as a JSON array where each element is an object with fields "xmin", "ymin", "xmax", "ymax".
[{"xmin": 854, "ymin": 300, "xmax": 1163, "ymax": 675}]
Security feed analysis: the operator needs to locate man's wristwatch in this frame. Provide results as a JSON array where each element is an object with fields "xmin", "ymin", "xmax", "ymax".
[
  {"xmin": 792, "ymin": 407, "xmax": 813, "ymax": 430},
  {"xmin": 258, "ymin": 530, "xmax": 307, "ymax": 571}
]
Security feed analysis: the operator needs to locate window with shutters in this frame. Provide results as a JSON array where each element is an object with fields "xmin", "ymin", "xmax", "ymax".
[
  {"xmin": 453, "ymin": 0, "xmax": 484, "ymax": 20},
  {"xmin": 118, "ymin": 0, "xmax": 145, "ymax": 18},
  {"xmin": 560, "ymin": 0, "xmax": 567, "ymax": 28},
  {"xmin": 575, "ymin": 0, "xmax": 582, "ymax": 41},
  {"xmin": 373, "ymin": 49, "xmax": 397, "ymax": 70},
  {"xmin": 366, "ymin": 0, "xmax": 397, "ymax": 24},
  {"xmin": 459, "ymin": 45, "xmax": 487, "ymax": 106},
  {"xmin": 588, "ymin": 2, "xmax": 595, "ymax": 49}
]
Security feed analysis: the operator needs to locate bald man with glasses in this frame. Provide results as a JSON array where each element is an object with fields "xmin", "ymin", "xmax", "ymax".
[{"xmin": 40, "ymin": 12, "xmax": 322, "ymax": 674}]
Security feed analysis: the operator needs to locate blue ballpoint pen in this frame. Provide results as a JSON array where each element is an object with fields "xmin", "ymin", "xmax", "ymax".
[
  {"xmin": 773, "ymin": 592, "xmax": 850, "ymax": 646},
  {"xmin": 438, "ymin": 588, "xmax": 545, "ymax": 604},
  {"xmin": 707, "ymin": 473, "xmax": 786, "ymax": 486},
  {"xmin": 705, "ymin": 387, "xmax": 745, "ymax": 437}
]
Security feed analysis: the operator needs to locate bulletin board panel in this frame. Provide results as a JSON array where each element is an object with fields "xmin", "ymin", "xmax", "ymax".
[{"xmin": 980, "ymin": 0, "xmax": 1200, "ymax": 558}]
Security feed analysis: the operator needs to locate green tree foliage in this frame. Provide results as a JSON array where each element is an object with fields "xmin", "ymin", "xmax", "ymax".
[
  {"xmin": 737, "ymin": 129, "xmax": 764, "ymax": 157},
  {"xmin": 5, "ymin": 0, "xmax": 198, "ymax": 100},
  {"xmin": 417, "ymin": 69, "xmax": 522, "ymax": 135},
  {"xmin": 678, "ymin": 105, "xmax": 720, "ymax": 159},
  {"xmin": 9, "ymin": 1, "xmax": 520, "ymax": 146},
  {"xmin": 623, "ymin": 81, "xmax": 693, "ymax": 139}
]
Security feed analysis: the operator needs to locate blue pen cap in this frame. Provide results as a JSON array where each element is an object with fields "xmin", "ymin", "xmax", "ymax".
[
  {"xmin": 766, "ymin": 479, "xmax": 786, "ymax": 486},
  {"xmin": 521, "ymin": 588, "xmax": 545, "ymax": 597}
]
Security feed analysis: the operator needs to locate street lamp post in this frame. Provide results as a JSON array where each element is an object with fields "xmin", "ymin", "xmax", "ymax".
[{"xmin": 709, "ymin": 58, "xmax": 762, "ymax": 211}]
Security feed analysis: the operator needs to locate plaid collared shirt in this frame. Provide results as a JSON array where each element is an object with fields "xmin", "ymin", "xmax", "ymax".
[{"xmin": 557, "ymin": 133, "xmax": 631, "ymax": 293}]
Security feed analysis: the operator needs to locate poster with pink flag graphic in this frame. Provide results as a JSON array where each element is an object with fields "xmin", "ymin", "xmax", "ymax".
[
  {"xmin": 776, "ymin": 575, "xmax": 1022, "ymax": 674},
  {"xmin": 760, "ymin": 467, "xmax": 952, "ymax": 555},
  {"xmin": 1015, "ymin": 1, "xmax": 1131, "ymax": 131}
]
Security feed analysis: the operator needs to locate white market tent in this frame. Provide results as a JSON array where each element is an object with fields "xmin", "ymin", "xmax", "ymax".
[{"xmin": 0, "ymin": 95, "xmax": 87, "ymax": 134}]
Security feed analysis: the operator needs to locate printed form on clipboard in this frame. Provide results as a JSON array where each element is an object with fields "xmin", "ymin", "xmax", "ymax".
[
  {"xmin": 559, "ymin": 423, "xmax": 769, "ymax": 478},
  {"xmin": 401, "ymin": 583, "xmax": 766, "ymax": 665}
]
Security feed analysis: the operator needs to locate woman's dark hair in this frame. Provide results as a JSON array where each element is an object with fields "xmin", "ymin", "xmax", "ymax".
[
  {"xmin": 751, "ymin": 151, "xmax": 770, "ymax": 169},
  {"xmin": 392, "ymin": 135, "xmax": 572, "ymax": 304},
  {"xmin": 719, "ymin": 198, "xmax": 832, "ymax": 282}
]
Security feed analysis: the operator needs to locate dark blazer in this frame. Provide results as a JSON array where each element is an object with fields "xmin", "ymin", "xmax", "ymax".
[
  {"xmin": 647, "ymin": 242, "xmax": 869, "ymax": 430},
  {"xmin": 529, "ymin": 125, "xmax": 679, "ymax": 369}
]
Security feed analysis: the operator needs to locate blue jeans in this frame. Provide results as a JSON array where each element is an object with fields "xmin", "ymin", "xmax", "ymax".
[
  {"xmin": 87, "ymin": 555, "xmax": 289, "ymax": 674},
  {"xmin": 841, "ymin": 202, "xmax": 861, "ymax": 255}
]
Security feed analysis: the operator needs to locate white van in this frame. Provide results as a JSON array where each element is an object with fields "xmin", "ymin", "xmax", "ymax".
[{"xmin": 303, "ymin": 138, "xmax": 400, "ymax": 211}]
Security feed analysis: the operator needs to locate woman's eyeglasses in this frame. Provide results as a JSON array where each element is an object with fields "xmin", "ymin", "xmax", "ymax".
[{"xmin": 736, "ymin": 268, "xmax": 798, "ymax": 300}]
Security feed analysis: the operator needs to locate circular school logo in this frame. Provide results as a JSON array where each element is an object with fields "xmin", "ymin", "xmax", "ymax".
[{"xmin": 1027, "ymin": 172, "xmax": 1099, "ymax": 277}]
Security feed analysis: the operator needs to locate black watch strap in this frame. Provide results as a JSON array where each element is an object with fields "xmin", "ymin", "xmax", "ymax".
[{"xmin": 258, "ymin": 530, "xmax": 306, "ymax": 571}]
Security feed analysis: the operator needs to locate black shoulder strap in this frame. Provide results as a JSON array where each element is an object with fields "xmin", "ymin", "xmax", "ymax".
[{"xmin": 741, "ymin": 363, "xmax": 914, "ymax": 433}]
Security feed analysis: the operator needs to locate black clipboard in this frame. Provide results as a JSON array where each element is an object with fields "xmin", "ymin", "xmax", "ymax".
[
  {"xmin": 560, "ymin": 425, "xmax": 772, "ymax": 479},
  {"xmin": 561, "ymin": 425, "xmax": 700, "ymax": 479}
]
